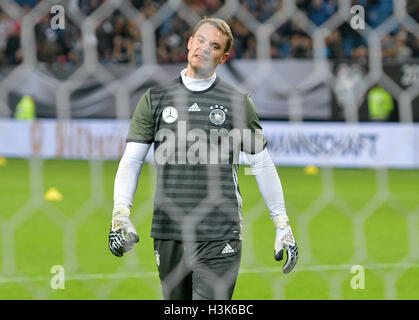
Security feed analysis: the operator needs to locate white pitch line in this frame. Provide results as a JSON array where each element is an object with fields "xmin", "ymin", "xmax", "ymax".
[
  {"xmin": 0, "ymin": 262, "xmax": 418, "ymax": 284},
  {"xmin": 240, "ymin": 262, "xmax": 419, "ymax": 273}
]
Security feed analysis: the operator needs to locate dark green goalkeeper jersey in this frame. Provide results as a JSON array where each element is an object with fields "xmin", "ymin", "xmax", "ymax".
[{"xmin": 127, "ymin": 76, "xmax": 266, "ymax": 241}]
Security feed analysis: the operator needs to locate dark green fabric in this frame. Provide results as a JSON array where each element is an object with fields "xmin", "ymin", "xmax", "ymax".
[
  {"xmin": 154, "ymin": 238, "xmax": 242, "ymax": 300},
  {"xmin": 127, "ymin": 77, "xmax": 266, "ymax": 241}
]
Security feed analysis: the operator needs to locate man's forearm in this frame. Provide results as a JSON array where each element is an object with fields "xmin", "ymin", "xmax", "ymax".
[
  {"xmin": 114, "ymin": 142, "xmax": 151, "ymax": 208},
  {"xmin": 244, "ymin": 149, "xmax": 287, "ymax": 218}
]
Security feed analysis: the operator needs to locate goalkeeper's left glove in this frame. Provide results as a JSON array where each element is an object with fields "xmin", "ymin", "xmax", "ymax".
[
  {"xmin": 273, "ymin": 215, "xmax": 298, "ymax": 274},
  {"xmin": 108, "ymin": 205, "xmax": 139, "ymax": 257}
]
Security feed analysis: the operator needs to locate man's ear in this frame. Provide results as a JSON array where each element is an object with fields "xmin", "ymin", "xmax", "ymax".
[
  {"xmin": 219, "ymin": 52, "xmax": 230, "ymax": 64},
  {"xmin": 187, "ymin": 36, "xmax": 193, "ymax": 50}
]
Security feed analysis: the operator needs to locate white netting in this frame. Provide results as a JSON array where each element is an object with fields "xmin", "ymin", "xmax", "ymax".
[{"xmin": 0, "ymin": 0, "xmax": 418, "ymax": 299}]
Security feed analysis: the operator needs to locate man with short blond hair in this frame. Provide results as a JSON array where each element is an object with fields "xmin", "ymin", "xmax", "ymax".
[{"xmin": 108, "ymin": 17, "xmax": 298, "ymax": 300}]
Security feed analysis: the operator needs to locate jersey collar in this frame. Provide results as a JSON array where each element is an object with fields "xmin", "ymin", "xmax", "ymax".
[{"xmin": 180, "ymin": 68, "xmax": 217, "ymax": 92}]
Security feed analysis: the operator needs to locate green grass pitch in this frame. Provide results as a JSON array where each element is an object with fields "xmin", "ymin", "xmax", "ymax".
[{"xmin": 0, "ymin": 158, "xmax": 418, "ymax": 299}]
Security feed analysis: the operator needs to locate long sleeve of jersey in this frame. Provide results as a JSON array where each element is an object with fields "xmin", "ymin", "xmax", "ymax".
[
  {"xmin": 114, "ymin": 142, "xmax": 151, "ymax": 208},
  {"xmin": 243, "ymin": 148, "xmax": 287, "ymax": 218}
]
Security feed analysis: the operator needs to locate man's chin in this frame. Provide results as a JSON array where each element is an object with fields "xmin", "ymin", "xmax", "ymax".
[{"xmin": 190, "ymin": 64, "xmax": 214, "ymax": 77}]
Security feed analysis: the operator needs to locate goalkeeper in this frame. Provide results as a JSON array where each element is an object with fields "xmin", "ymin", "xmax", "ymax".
[{"xmin": 108, "ymin": 17, "xmax": 298, "ymax": 300}]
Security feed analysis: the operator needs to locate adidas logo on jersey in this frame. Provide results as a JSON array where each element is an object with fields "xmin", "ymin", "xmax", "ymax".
[
  {"xmin": 188, "ymin": 103, "xmax": 201, "ymax": 112},
  {"xmin": 221, "ymin": 243, "xmax": 235, "ymax": 254}
]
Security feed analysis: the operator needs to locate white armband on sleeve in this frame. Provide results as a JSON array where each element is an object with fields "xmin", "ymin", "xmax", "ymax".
[
  {"xmin": 243, "ymin": 148, "xmax": 287, "ymax": 219},
  {"xmin": 113, "ymin": 142, "xmax": 151, "ymax": 208}
]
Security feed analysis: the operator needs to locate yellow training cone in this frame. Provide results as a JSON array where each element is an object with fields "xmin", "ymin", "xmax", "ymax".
[
  {"xmin": 304, "ymin": 165, "xmax": 319, "ymax": 175},
  {"xmin": 0, "ymin": 157, "xmax": 7, "ymax": 166},
  {"xmin": 45, "ymin": 187, "xmax": 63, "ymax": 201}
]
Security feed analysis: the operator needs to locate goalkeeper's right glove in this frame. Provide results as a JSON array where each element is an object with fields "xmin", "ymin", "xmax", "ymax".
[
  {"xmin": 273, "ymin": 215, "xmax": 298, "ymax": 274},
  {"xmin": 108, "ymin": 205, "xmax": 139, "ymax": 257}
]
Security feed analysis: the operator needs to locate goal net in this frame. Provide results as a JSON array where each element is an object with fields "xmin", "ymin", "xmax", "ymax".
[{"xmin": 0, "ymin": 0, "xmax": 418, "ymax": 300}]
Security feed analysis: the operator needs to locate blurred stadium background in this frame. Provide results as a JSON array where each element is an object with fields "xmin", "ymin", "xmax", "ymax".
[{"xmin": 0, "ymin": 0, "xmax": 419, "ymax": 300}]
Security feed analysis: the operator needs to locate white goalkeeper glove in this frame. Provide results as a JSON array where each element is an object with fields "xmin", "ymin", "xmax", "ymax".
[
  {"xmin": 273, "ymin": 215, "xmax": 298, "ymax": 274},
  {"xmin": 108, "ymin": 205, "xmax": 139, "ymax": 257}
]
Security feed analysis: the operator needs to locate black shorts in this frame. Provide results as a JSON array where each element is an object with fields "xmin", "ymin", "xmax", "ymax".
[{"xmin": 153, "ymin": 238, "xmax": 242, "ymax": 300}]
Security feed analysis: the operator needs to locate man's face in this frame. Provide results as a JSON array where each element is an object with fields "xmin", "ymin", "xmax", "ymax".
[{"xmin": 187, "ymin": 23, "xmax": 230, "ymax": 78}]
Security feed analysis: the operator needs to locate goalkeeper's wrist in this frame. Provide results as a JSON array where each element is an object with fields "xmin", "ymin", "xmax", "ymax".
[
  {"xmin": 272, "ymin": 214, "xmax": 290, "ymax": 230},
  {"xmin": 112, "ymin": 205, "xmax": 131, "ymax": 219}
]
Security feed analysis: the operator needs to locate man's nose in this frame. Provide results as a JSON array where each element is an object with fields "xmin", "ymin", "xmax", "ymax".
[{"xmin": 200, "ymin": 42, "xmax": 210, "ymax": 54}]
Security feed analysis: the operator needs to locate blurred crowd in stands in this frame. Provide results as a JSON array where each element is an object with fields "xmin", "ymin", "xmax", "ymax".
[{"xmin": 0, "ymin": 0, "xmax": 418, "ymax": 68}]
